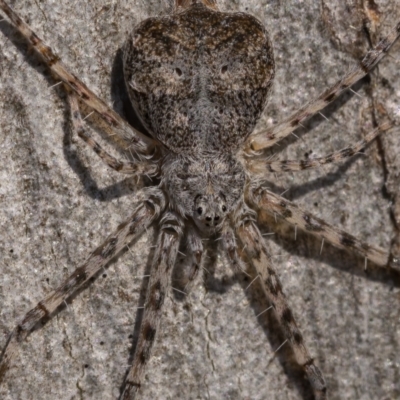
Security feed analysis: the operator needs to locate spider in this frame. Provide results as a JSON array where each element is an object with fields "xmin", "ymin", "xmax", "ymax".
[{"xmin": 1, "ymin": 1, "xmax": 395, "ymax": 398}]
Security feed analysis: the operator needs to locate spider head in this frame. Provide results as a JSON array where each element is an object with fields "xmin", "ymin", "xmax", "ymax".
[
  {"xmin": 193, "ymin": 193, "xmax": 228, "ymax": 229},
  {"xmin": 163, "ymin": 154, "xmax": 245, "ymax": 233}
]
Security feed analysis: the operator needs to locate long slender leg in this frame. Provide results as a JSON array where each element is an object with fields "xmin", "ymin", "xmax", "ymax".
[
  {"xmin": 246, "ymin": 122, "xmax": 391, "ymax": 174},
  {"xmin": 68, "ymin": 94, "xmax": 157, "ymax": 176},
  {"xmin": 221, "ymin": 221, "xmax": 251, "ymax": 275},
  {"xmin": 183, "ymin": 226, "xmax": 204, "ymax": 293},
  {"xmin": 248, "ymin": 186, "xmax": 391, "ymax": 267},
  {"xmin": 244, "ymin": 22, "xmax": 400, "ymax": 153},
  {"xmin": 236, "ymin": 220, "xmax": 327, "ymax": 400},
  {"xmin": 0, "ymin": 187, "xmax": 165, "ymax": 384},
  {"xmin": 121, "ymin": 212, "xmax": 183, "ymax": 400},
  {"xmin": 0, "ymin": 0, "xmax": 158, "ymax": 156}
]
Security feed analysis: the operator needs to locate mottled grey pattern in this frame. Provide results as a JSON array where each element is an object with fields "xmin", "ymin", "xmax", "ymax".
[
  {"xmin": 0, "ymin": 0, "xmax": 399, "ymax": 399},
  {"xmin": 161, "ymin": 153, "xmax": 246, "ymax": 231},
  {"xmin": 123, "ymin": 3, "xmax": 275, "ymax": 154},
  {"xmin": 123, "ymin": 3, "xmax": 274, "ymax": 229}
]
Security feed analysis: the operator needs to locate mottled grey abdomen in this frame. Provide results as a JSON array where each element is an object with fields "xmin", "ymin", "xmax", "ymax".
[{"xmin": 123, "ymin": 3, "xmax": 275, "ymax": 154}]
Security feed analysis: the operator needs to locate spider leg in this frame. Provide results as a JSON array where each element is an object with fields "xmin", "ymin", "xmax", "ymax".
[
  {"xmin": 121, "ymin": 212, "xmax": 183, "ymax": 399},
  {"xmin": 0, "ymin": 187, "xmax": 165, "ymax": 385},
  {"xmin": 236, "ymin": 220, "xmax": 327, "ymax": 400},
  {"xmin": 248, "ymin": 186, "xmax": 392, "ymax": 267},
  {"xmin": 244, "ymin": 22, "xmax": 400, "ymax": 153},
  {"xmin": 0, "ymin": 0, "xmax": 158, "ymax": 157},
  {"xmin": 221, "ymin": 221, "xmax": 251, "ymax": 275},
  {"xmin": 246, "ymin": 122, "xmax": 392, "ymax": 173},
  {"xmin": 68, "ymin": 94, "xmax": 157, "ymax": 176},
  {"xmin": 183, "ymin": 227, "xmax": 204, "ymax": 293}
]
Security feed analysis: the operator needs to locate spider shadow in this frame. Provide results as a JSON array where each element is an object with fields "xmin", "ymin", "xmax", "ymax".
[
  {"xmin": 260, "ymin": 209, "xmax": 400, "ymax": 288},
  {"xmin": 236, "ymin": 267, "xmax": 316, "ymax": 400},
  {"xmin": 252, "ymin": 153, "xmax": 400, "ymax": 397},
  {"xmin": 166, "ymin": 235, "xmax": 315, "ymax": 400},
  {"xmin": 172, "ymin": 235, "xmax": 241, "ymax": 298},
  {"xmin": 60, "ymin": 47, "xmax": 156, "ymax": 202},
  {"xmin": 222, "ymin": 218, "xmax": 400, "ymax": 400},
  {"xmin": 119, "ymin": 231, "xmax": 241, "ymax": 398},
  {"xmin": 1, "ymin": 19, "xmax": 168, "ymax": 376},
  {"xmin": 136, "ymin": 153, "xmax": 399, "ymax": 400},
  {"xmin": 258, "ymin": 74, "xmax": 370, "ymax": 159},
  {"xmin": 29, "ymin": 224, "xmax": 158, "ymax": 334},
  {"xmin": 266, "ymin": 152, "xmax": 376, "ymax": 202},
  {"xmin": 0, "ymin": 19, "xmax": 153, "ymax": 202},
  {"xmin": 261, "ymin": 149, "xmax": 400, "ymax": 288},
  {"xmin": 248, "ymin": 198, "xmax": 400, "ymax": 398}
]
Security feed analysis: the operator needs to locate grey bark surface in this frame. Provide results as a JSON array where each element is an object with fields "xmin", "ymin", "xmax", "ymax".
[{"xmin": 0, "ymin": 1, "xmax": 399, "ymax": 399}]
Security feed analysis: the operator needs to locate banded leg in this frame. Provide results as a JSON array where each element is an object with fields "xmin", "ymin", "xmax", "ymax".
[
  {"xmin": 68, "ymin": 94, "xmax": 157, "ymax": 176},
  {"xmin": 183, "ymin": 227, "xmax": 204, "ymax": 293},
  {"xmin": 121, "ymin": 212, "xmax": 183, "ymax": 400},
  {"xmin": 221, "ymin": 222, "xmax": 249, "ymax": 274},
  {"xmin": 236, "ymin": 221, "xmax": 327, "ymax": 400},
  {"xmin": 248, "ymin": 186, "xmax": 391, "ymax": 267},
  {"xmin": 0, "ymin": 188, "xmax": 165, "ymax": 384},
  {"xmin": 244, "ymin": 22, "xmax": 400, "ymax": 153},
  {"xmin": 0, "ymin": 0, "xmax": 158, "ymax": 156},
  {"xmin": 246, "ymin": 122, "xmax": 391, "ymax": 174}
]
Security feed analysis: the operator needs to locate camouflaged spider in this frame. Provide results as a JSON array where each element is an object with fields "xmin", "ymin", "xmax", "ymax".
[{"xmin": 0, "ymin": 0, "xmax": 399, "ymax": 399}]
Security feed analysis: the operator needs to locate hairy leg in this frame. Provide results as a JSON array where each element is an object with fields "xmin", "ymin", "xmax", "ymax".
[
  {"xmin": 244, "ymin": 22, "xmax": 400, "ymax": 153},
  {"xmin": 0, "ymin": 188, "xmax": 165, "ymax": 385},
  {"xmin": 183, "ymin": 226, "xmax": 204, "ymax": 293},
  {"xmin": 246, "ymin": 122, "xmax": 392, "ymax": 173},
  {"xmin": 0, "ymin": 0, "xmax": 158, "ymax": 156},
  {"xmin": 68, "ymin": 94, "xmax": 157, "ymax": 176},
  {"xmin": 247, "ymin": 186, "xmax": 393, "ymax": 268},
  {"xmin": 121, "ymin": 212, "xmax": 183, "ymax": 400},
  {"xmin": 236, "ymin": 219, "xmax": 327, "ymax": 400}
]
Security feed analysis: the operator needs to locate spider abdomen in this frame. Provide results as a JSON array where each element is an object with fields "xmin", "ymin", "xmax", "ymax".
[{"xmin": 123, "ymin": 2, "xmax": 275, "ymax": 154}]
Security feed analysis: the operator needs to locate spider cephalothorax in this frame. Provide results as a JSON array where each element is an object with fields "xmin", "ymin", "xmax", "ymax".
[{"xmin": 162, "ymin": 153, "xmax": 246, "ymax": 231}]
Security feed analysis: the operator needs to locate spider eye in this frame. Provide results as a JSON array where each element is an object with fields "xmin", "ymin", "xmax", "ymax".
[
  {"xmin": 197, "ymin": 207, "xmax": 203, "ymax": 215},
  {"xmin": 222, "ymin": 205, "xmax": 227, "ymax": 212}
]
